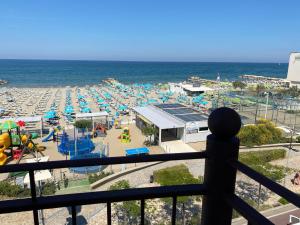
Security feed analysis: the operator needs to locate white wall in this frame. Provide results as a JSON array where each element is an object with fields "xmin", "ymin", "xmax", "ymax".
[
  {"xmin": 185, "ymin": 130, "xmax": 210, "ymax": 143},
  {"xmin": 287, "ymin": 53, "xmax": 300, "ymax": 86},
  {"xmin": 184, "ymin": 121, "xmax": 210, "ymax": 143}
]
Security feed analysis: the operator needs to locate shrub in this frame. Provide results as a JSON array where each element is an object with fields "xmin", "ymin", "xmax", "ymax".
[
  {"xmin": 0, "ymin": 180, "xmax": 56, "ymax": 198},
  {"xmin": 109, "ymin": 180, "xmax": 130, "ymax": 190},
  {"xmin": 41, "ymin": 182, "xmax": 56, "ymax": 196},
  {"xmin": 278, "ymin": 197, "xmax": 289, "ymax": 205},
  {"xmin": 0, "ymin": 180, "xmax": 30, "ymax": 198},
  {"xmin": 108, "ymin": 180, "xmax": 140, "ymax": 223},
  {"xmin": 238, "ymin": 119, "xmax": 283, "ymax": 147}
]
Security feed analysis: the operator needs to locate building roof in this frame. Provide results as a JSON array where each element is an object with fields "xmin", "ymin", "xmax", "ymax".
[
  {"xmin": 134, "ymin": 105, "xmax": 185, "ymax": 129},
  {"xmin": 155, "ymin": 103, "xmax": 208, "ymax": 123},
  {"xmin": 135, "ymin": 103, "xmax": 208, "ymax": 128},
  {"xmin": 175, "ymin": 113, "xmax": 208, "ymax": 122}
]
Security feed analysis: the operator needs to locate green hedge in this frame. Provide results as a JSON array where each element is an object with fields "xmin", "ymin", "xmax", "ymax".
[
  {"xmin": 0, "ymin": 180, "xmax": 56, "ymax": 198},
  {"xmin": 88, "ymin": 171, "xmax": 112, "ymax": 184},
  {"xmin": 239, "ymin": 149, "xmax": 287, "ymax": 181},
  {"xmin": 0, "ymin": 181, "xmax": 30, "ymax": 198}
]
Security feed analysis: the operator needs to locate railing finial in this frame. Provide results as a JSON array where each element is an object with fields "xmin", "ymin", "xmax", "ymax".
[
  {"xmin": 208, "ymin": 107, "xmax": 241, "ymax": 139},
  {"xmin": 201, "ymin": 107, "xmax": 241, "ymax": 225}
]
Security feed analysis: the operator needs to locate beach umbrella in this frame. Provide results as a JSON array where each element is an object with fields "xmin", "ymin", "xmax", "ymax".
[
  {"xmin": 118, "ymin": 105, "xmax": 127, "ymax": 111},
  {"xmin": 44, "ymin": 110, "xmax": 56, "ymax": 119},
  {"xmin": 82, "ymin": 107, "xmax": 91, "ymax": 113},
  {"xmin": 97, "ymin": 98, "xmax": 104, "ymax": 103},
  {"xmin": 2, "ymin": 120, "xmax": 18, "ymax": 130}
]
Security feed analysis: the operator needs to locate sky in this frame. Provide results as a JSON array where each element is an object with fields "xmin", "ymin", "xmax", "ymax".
[{"xmin": 0, "ymin": 0, "xmax": 299, "ymax": 62}]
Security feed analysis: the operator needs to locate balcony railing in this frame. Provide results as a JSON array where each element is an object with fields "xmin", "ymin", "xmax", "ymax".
[{"xmin": 0, "ymin": 107, "xmax": 299, "ymax": 225}]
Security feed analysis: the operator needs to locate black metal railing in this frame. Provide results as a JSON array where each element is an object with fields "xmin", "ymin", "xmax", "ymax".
[
  {"xmin": 0, "ymin": 152, "xmax": 206, "ymax": 225},
  {"xmin": 0, "ymin": 107, "xmax": 299, "ymax": 225}
]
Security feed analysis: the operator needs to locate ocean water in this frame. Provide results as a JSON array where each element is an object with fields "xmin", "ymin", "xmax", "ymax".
[{"xmin": 0, "ymin": 59, "xmax": 288, "ymax": 87}]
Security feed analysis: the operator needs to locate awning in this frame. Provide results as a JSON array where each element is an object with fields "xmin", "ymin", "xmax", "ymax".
[
  {"xmin": 0, "ymin": 116, "xmax": 42, "ymax": 123},
  {"xmin": 76, "ymin": 112, "xmax": 108, "ymax": 118},
  {"xmin": 137, "ymin": 114, "xmax": 152, "ymax": 125}
]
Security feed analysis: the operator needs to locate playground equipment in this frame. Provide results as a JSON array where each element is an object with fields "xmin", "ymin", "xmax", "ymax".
[
  {"xmin": 114, "ymin": 119, "xmax": 122, "ymax": 129},
  {"xmin": 58, "ymin": 132, "xmax": 95, "ymax": 156},
  {"xmin": 57, "ymin": 131, "xmax": 107, "ymax": 174},
  {"xmin": 0, "ymin": 133, "xmax": 10, "ymax": 165},
  {"xmin": 0, "ymin": 131, "xmax": 43, "ymax": 165},
  {"xmin": 94, "ymin": 124, "xmax": 107, "ymax": 137},
  {"xmin": 42, "ymin": 126, "xmax": 61, "ymax": 142},
  {"xmin": 120, "ymin": 127, "xmax": 131, "ymax": 143},
  {"xmin": 0, "ymin": 120, "xmax": 45, "ymax": 165}
]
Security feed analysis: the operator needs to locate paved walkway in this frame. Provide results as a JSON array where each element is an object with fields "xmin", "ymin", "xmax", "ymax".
[
  {"xmin": 161, "ymin": 140, "xmax": 197, "ymax": 153},
  {"xmin": 232, "ymin": 204, "xmax": 299, "ymax": 225}
]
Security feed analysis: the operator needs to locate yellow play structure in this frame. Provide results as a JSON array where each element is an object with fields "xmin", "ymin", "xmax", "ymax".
[
  {"xmin": 120, "ymin": 127, "xmax": 131, "ymax": 143},
  {"xmin": 0, "ymin": 133, "xmax": 10, "ymax": 165},
  {"xmin": 0, "ymin": 132, "xmax": 36, "ymax": 165}
]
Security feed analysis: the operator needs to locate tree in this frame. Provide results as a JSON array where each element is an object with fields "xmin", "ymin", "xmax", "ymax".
[
  {"xmin": 74, "ymin": 119, "xmax": 92, "ymax": 129},
  {"xmin": 142, "ymin": 125, "xmax": 157, "ymax": 145},
  {"xmin": 279, "ymin": 86, "xmax": 300, "ymax": 98},
  {"xmin": 254, "ymin": 84, "xmax": 266, "ymax": 122},
  {"xmin": 256, "ymin": 84, "xmax": 265, "ymax": 95},
  {"xmin": 109, "ymin": 180, "xmax": 141, "ymax": 224},
  {"xmin": 232, "ymin": 81, "xmax": 247, "ymax": 90},
  {"xmin": 74, "ymin": 119, "xmax": 92, "ymax": 134}
]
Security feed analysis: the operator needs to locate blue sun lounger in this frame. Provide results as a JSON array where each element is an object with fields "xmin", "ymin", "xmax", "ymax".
[{"xmin": 125, "ymin": 147, "xmax": 150, "ymax": 156}]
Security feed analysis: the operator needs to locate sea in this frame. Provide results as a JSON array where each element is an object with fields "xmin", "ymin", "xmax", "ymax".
[{"xmin": 0, "ymin": 59, "xmax": 288, "ymax": 87}]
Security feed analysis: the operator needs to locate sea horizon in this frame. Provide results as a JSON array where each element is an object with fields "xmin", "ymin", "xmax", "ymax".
[
  {"xmin": 0, "ymin": 59, "xmax": 289, "ymax": 87},
  {"xmin": 0, "ymin": 58, "xmax": 288, "ymax": 64}
]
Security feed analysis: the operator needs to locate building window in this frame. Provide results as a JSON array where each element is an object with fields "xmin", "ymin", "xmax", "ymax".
[
  {"xmin": 199, "ymin": 127, "xmax": 208, "ymax": 132},
  {"xmin": 186, "ymin": 129, "xmax": 198, "ymax": 134}
]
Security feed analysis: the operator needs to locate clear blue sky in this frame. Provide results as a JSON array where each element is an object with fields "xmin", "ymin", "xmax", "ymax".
[{"xmin": 0, "ymin": 0, "xmax": 299, "ymax": 62}]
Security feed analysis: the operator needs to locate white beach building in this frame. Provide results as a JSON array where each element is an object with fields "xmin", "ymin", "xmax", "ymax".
[
  {"xmin": 134, "ymin": 103, "xmax": 210, "ymax": 146},
  {"xmin": 287, "ymin": 52, "xmax": 300, "ymax": 87},
  {"xmin": 169, "ymin": 82, "xmax": 213, "ymax": 96}
]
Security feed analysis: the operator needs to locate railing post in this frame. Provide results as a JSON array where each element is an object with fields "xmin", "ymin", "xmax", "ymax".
[{"xmin": 201, "ymin": 107, "xmax": 241, "ymax": 225}]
